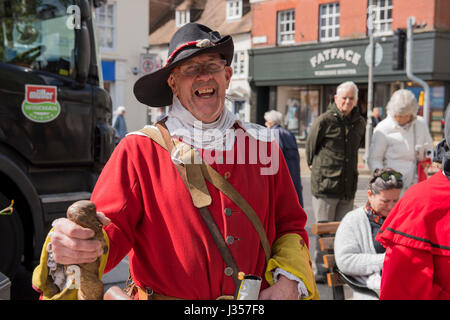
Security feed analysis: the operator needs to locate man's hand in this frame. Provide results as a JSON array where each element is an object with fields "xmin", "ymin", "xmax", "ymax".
[
  {"xmin": 49, "ymin": 212, "xmax": 110, "ymax": 265},
  {"xmin": 258, "ymin": 275, "xmax": 299, "ymax": 300}
]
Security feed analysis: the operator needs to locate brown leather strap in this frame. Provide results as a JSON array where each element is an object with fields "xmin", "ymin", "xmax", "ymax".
[
  {"xmin": 197, "ymin": 207, "xmax": 240, "ymax": 287},
  {"xmin": 139, "ymin": 122, "xmax": 271, "ymax": 283},
  {"xmin": 154, "ymin": 121, "xmax": 241, "ymax": 287},
  {"xmin": 154, "ymin": 121, "xmax": 211, "ymax": 208},
  {"xmin": 146, "ymin": 123, "xmax": 271, "ymax": 261},
  {"xmin": 136, "ymin": 286, "xmax": 233, "ymax": 300},
  {"xmin": 200, "ymin": 163, "xmax": 271, "ymax": 261},
  {"xmin": 137, "ymin": 286, "xmax": 184, "ymax": 300}
]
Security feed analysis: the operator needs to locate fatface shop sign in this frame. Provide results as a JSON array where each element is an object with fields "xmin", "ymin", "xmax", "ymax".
[{"xmin": 310, "ymin": 47, "xmax": 363, "ymax": 77}]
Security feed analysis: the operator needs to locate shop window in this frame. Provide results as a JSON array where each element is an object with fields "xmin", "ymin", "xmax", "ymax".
[
  {"xmin": 373, "ymin": 83, "xmax": 389, "ymax": 119},
  {"xmin": 176, "ymin": 10, "xmax": 190, "ymax": 27},
  {"xmin": 406, "ymin": 83, "xmax": 446, "ymax": 143},
  {"xmin": 277, "ymin": 86, "xmax": 320, "ymax": 140},
  {"xmin": 234, "ymin": 100, "xmax": 246, "ymax": 121},
  {"xmin": 368, "ymin": 0, "xmax": 393, "ymax": 35},
  {"xmin": 277, "ymin": 9, "xmax": 295, "ymax": 45},
  {"xmin": 96, "ymin": 3, "xmax": 115, "ymax": 50},
  {"xmin": 227, "ymin": 0, "xmax": 242, "ymax": 20},
  {"xmin": 319, "ymin": 2, "xmax": 340, "ymax": 42},
  {"xmin": 232, "ymin": 51, "xmax": 245, "ymax": 77}
]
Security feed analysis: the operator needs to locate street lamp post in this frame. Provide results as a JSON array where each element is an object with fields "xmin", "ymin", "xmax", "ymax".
[
  {"xmin": 406, "ymin": 16, "xmax": 430, "ymax": 126},
  {"xmin": 364, "ymin": 1, "xmax": 375, "ymax": 169}
]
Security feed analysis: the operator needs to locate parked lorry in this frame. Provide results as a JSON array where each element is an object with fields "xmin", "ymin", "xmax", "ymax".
[{"xmin": 0, "ymin": 0, "xmax": 115, "ymax": 280}]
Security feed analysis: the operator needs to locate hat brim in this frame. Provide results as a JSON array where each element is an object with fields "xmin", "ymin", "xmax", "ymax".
[{"xmin": 133, "ymin": 35, "xmax": 234, "ymax": 107}]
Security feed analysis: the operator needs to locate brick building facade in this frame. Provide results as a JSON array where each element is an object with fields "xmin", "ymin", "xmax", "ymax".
[{"xmin": 248, "ymin": 0, "xmax": 450, "ymax": 143}]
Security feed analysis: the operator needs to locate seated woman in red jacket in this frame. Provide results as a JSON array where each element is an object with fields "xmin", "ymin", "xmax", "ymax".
[{"xmin": 376, "ymin": 107, "xmax": 450, "ymax": 300}]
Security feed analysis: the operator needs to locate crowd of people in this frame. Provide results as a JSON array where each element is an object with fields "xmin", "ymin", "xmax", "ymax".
[
  {"xmin": 32, "ymin": 22, "xmax": 448, "ymax": 301},
  {"xmin": 307, "ymin": 80, "xmax": 448, "ymax": 300}
]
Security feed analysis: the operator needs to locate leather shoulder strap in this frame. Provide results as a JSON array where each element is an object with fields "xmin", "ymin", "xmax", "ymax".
[
  {"xmin": 138, "ymin": 126, "xmax": 167, "ymax": 150},
  {"xmin": 200, "ymin": 163, "xmax": 271, "ymax": 260},
  {"xmin": 150, "ymin": 121, "xmax": 240, "ymax": 287},
  {"xmin": 139, "ymin": 122, "xmax": 271, "ymax": 261}
]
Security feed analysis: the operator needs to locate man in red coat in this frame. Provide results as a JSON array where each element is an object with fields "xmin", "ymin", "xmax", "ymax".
[
  {"xmin": 376, "ymin": 107, "xmax": 450, "ymax": 299},
  {"xmin": 39, "ymin": 23, "xmax": 318, "ymax": 300}
]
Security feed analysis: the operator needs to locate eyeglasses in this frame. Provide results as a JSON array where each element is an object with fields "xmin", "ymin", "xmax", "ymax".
[
  {"xmin": 176, "ymin": 59, "xmax": 227, "ymax": 77},
  {"xmin": 370, "ymin": 171, "xmax": 403, "ymax": 183}
]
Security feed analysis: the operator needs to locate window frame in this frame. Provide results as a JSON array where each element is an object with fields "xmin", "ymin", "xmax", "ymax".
[
  {"xmin": 277, "ymin": 9, "xmax": 296, "ymax": 45},
  {"xmin": 226, "ymin": 0, "xmax": 243, "ymax": 20},
  {"xmin": 369, "ymin": 0, "xmax": 393, "ymax": 36},
  {"xmin": 232, "ymin": 50, "xmax": 246, "ymax": 78},
  {"xmin": 176, "ymin": 10, "xmax": 191, "ymax": 28},
  {"xmin": 318, "ymin": 2, "xmax": 340, "ymax": 42},
  {"xmin": 95, "ymin": 3, "xmax": 116, "ymax": 51}
]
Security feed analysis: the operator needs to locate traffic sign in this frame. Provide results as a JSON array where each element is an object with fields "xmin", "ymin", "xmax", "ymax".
[{"xmin": 140, "ymin": 53, "xmax": 162, "ymax": 75}]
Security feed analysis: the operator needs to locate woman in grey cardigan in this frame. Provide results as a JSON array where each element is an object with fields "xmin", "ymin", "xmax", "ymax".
[{"xmin": 334, "ymin": 168, "xmax": 403, "ymax": 299}]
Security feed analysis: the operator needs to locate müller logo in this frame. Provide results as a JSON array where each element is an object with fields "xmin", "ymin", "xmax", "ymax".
[
  {"xmin": 27, "ymin": 86, "xmax": 56, "ymax": 103},
  {"xmin": 22, "ymin": 85, "xmax": 61, "ymax": 123}
]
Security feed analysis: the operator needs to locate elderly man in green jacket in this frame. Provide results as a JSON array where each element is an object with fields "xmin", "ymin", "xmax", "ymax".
[{"xmin": 305, "ymin": 81, "xmax": 366, "ymax": 282}]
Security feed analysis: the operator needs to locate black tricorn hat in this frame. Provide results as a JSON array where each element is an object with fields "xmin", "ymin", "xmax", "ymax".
[{"xmin": 133, "ymin": 23, "xmax": 234, "ymax": 107}]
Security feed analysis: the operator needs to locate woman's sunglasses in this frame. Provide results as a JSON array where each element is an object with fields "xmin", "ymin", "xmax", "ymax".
[{"xmin": 370, "ymin": 171, "xmax": 403, "ymax": 183}]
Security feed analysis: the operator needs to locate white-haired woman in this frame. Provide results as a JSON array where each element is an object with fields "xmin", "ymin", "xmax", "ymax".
[
  {"xmin": 112, "ymin": 106, "xmax": 128, "ymax": 145},
  {"xmin": 368, "ymin": 89, "xmax": 433, "ymax": 194}
]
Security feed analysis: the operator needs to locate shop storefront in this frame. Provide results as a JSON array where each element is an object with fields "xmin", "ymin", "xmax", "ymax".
[{"xmin": 248, "ymin": 31, "xmax": 450, "ymax": 144}]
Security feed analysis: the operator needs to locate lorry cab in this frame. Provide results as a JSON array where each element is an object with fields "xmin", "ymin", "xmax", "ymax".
[{"xmin": 0, "ymin": 0, "xmax": 114, "ymax": 279}]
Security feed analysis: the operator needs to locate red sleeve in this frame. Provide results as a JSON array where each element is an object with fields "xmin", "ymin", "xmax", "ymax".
[
  {"xmin": 91, "ymin": 138, "xmax": 144, "ymax": 273},
  {"xmin": 380, "ymin": 245, "xmax": 442, "ymax": 300}
]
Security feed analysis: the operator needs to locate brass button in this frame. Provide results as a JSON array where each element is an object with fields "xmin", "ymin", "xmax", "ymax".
[
  {"xmin": 226, "ymin": 236, "xmax": 234, "ymax": 244},
  {"xmin": 224, "ymin": 171, "xmax": 231, "ymax": 179},
  {"xmin": 224, "ymin": 267, "xmax": 234, "ymax": 276},
  {"xmin": 224, "ymin": 208, "xmax": 232, "ymax": 216}
]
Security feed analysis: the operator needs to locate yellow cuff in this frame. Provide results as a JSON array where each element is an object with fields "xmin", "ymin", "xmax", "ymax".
[
  {"xmin": 32, "ymin": 228, "xmax": 109, "ymax": 300},
  {"xmin": 264, "ymin": 233, "xmax": 320, "ymax": 300}
]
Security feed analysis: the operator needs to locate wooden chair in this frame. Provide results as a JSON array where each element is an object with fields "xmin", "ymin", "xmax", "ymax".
[
  {"xmin": 311, "ymin": 221, "xmax": 345, "ymax": 300},
  {"xmin": 312, "ymin": 221, "xmax": 379, "ymax": 300}
]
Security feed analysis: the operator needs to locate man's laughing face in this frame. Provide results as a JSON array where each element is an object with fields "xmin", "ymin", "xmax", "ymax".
[{"xmin": 168, "ymin": 53, "xmax": 232, "ymax": 123}]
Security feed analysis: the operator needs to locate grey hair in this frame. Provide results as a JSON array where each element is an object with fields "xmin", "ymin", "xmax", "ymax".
[
  {"xmin": 336, "ymin": 81, "xmax": 359, "ymax": 98},
  {"xmin": 386, "ymin": 89, "xmax": 418, "ymax": 117},
  {"xmin": 116, "ymin": 106, "xmax": 126, "ymax": 114},
  {"xmin": 264, "ymin": 110, "xmax": 283, "ymax": 124},
  {"xmin": 369, "ymin": 168, "xmax": 403, "ymax": 195}
]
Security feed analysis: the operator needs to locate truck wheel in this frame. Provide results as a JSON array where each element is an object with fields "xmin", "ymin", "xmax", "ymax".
[{"xmin": 0, "ymin": 192, "xmax": 24, "ymax": 279}]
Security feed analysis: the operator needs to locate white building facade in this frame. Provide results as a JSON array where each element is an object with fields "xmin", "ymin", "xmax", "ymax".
[
  {"xmin": 147, "ymin": 0, "xmax": 253, "ymax": 123},
  {"xmin": 95, "ymin": 0, "xmax": 149, "ymax": 132}
]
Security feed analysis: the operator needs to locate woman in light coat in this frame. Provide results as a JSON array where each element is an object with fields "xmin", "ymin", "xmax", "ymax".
[
  {"xmin": 334, "ymin": 168, "xmax": 403, "ymax": 300},
  {"xmin": 368, "ymin": 89, "xmax": 433, "ymax": 194}
]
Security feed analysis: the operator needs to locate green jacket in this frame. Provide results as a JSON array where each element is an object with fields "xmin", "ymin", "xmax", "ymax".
[{"xmin": 306, "ymin": 103, "xmax": 366, "ymax": 199}]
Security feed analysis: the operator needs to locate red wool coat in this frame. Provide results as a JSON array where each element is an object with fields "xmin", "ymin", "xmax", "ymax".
[
  {"xmin": 376, "ymin": 172, "xmax": 450, "ymax": 300},
  {"xmin": 91, "ymin": 128, "xmax": 308, "ymax": 299}
]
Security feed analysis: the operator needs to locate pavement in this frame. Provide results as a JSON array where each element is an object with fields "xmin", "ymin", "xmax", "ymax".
[
  {"xmin": 300, "ymin": 147, "xmax": 370, "ymax": 300},
  {"xmin": 9, "ymin": 147, "xmax": 372, "ymax": 300}
]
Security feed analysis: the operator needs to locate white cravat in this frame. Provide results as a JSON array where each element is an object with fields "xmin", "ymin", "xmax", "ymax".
[{"xmin": 164, "ymin": 96, "xmax": 237, "ymax": 150}]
